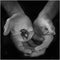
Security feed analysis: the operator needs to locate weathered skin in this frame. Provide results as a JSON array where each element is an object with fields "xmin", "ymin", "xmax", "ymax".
[
  {"xmin": 4, "ymin": 13, "xmax": 34, "ymax": 42},
  {"xmin": 3, "ymin": 0, "xmax": 58, "ymax": 57}
]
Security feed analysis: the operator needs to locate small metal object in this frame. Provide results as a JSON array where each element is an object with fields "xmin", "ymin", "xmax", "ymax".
[{"xmin": 20, "ymin": 29, "xmax": 29, "ymax": 40}]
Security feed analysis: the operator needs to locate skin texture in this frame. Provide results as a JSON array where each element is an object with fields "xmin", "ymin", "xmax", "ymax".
[
  {"xmin": 1, "ymin": 1, "xmax": 25, "ymax": 16},
  {"xmin": 38, "ymin": 1, "xmax": 58, "ymax": 20},
  {"xmin": 4, "ymin": 13, "xmax": 33, "ymax": 42},
  {"xmin": 2, "ymin": 1, "xmax": 58, "ymax": 57}
]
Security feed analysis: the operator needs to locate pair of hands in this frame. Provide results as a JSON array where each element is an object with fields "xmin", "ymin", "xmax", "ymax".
[{"xmin": 3, "ymin": 13, "xmax": 55, "ymax": 56}]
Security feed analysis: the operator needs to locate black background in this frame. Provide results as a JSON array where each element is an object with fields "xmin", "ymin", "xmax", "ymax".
[{"xmin": 1, "ymin": 1, "xmax": 59, "ymax": 59}]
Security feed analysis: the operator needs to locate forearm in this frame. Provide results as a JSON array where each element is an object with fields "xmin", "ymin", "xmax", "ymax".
[
  {"xmin": 2, "ymin": 1, "xmax": 24, "ymax": 16},
  {"xmin": 39, "ymin": 1, "xmax": 58, "ymax": 20}
]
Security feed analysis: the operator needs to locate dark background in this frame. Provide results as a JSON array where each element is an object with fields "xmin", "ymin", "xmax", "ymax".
[{"xmin": 1, "ymin": 1, "xmax": 59, "ymax": 59}]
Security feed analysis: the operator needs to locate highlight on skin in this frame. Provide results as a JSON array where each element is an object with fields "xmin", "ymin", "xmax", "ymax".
[
  {"xmin": 3, "ymin": 0, "xmax": 58, "ymax": 57},
  {"xmin": 3, "ymin": 14, "xmax": 55, "ymax": 56}
]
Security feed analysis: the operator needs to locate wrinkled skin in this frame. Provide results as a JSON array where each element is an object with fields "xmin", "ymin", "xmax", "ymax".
[
  {"xmin": 3, "ymin": 1, "xmax": 58, "ymax": 57},
  {"xmin": 3, "ymin": 12, "xmax": 55, "ymax": 57}
]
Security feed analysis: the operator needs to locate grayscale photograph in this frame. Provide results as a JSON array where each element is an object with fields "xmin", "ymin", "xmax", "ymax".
[{"xmin": 1, "ymin": 0, "xmax": 59, "ymax": 59}]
